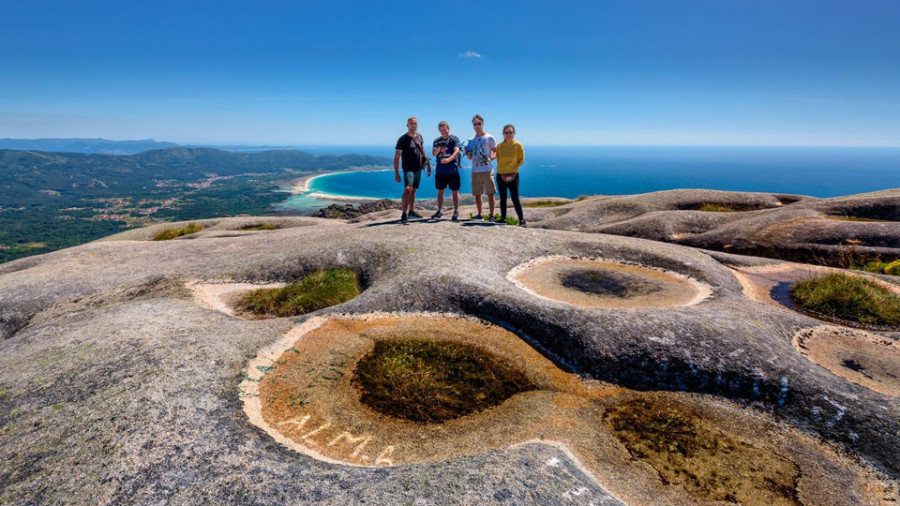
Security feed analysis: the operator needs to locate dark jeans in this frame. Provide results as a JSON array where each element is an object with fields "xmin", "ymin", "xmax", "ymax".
[{"xmin": 496, "ymin": 173, "xmax": 524, "ymax": 222}]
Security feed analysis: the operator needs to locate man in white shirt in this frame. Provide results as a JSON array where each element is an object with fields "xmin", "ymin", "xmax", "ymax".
[{"xmin": 465, "ymin": 114, "xmax": 496, "ymax": 220}]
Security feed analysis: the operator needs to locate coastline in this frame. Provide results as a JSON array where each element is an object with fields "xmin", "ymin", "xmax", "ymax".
[
  {"xmin": 280, "ymin": 170, "xmax": 390, "ymax": 209},
  {"xmin": 294, "ymin": 169, "xmax": 393, "ymax": 202},
  {"xmin": 289, "ymin": 171, "xmax": 352, "ymax": 194}
]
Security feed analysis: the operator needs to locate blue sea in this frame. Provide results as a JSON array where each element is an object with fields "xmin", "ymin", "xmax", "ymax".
[{"xmin": 278, "ymin": 146, "xmax": 899, "ymax": 210}]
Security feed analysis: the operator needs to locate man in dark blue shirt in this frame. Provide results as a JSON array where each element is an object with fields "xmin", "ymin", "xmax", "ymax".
[{"xmin": 431, "ymin": 121, "xmax": 461, "ymax": 221}]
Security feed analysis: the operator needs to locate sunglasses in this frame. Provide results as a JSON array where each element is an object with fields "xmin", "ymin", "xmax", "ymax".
[
  {"xmin": 473, "ymin": 122, "xmax": 483, "ymax": 126},
  {"xmin": 503, "ymin": 131, "xmax": 514, "ymax": 134}
]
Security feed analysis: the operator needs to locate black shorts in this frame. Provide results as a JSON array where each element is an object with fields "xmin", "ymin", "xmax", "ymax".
[{"xmin": 435, "ymin": 172, "xmax": 461, "ymax": 191}]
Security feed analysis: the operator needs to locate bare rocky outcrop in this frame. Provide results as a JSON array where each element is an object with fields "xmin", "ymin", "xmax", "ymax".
[
  {"xmin": 0, "ymin": 208, "xmax": 897, "ymax": 505},
  {"xmin": 527, "ymin": 189, "xmax": 900, "ymax": 266}
]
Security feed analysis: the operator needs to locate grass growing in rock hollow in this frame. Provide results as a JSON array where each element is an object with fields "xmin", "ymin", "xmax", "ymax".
[
  {"xmin": 152, "ymin": 223, "xmax": 204, "ymax": 241},
  {"xmin": 352, "ymin": 339, "xmax": 535, "ymax": 423},
  {"xmin": 604, "ymin": 397, "xmax": 800, "ymax": 505},
  {"xmin": 790, "ymin": 273, "xmax": 900, "ymax": 327},
  {"xmin": 523, "ymin": 200, "xmax": 570, "ymax": 208},
  {"xmin": 240, "ymin": 223, "xmax": 280, "ymax": 231},
  {"xmin": 237, "ymin": 268, "xmax": 361, "ymax": 317},
  {"xmin": 697, "ymin": 203, "xmax": 738, "ymax": 212}
]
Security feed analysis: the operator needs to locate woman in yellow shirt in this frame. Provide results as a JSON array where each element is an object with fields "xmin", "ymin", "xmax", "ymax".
[{"xmin": 495, "ymin": 124, "xmax": 526, "ymax": 226}]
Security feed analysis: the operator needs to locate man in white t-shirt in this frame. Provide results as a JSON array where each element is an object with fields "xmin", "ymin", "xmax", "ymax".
[{"xmin": 465, "ymin": 114, "xmax": 496, "ymax": 220}]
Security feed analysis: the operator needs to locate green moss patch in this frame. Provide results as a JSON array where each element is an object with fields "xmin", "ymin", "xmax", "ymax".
[
  {"xmin": 237, "ymin": 268, "xmax": 361, "ymax": 317},
  {"xmin": 352, "ymin": 339, "xmax": 535, "ymax": 423},
  {"xmin": 523, "ymin": 200, "xmax": 570, "ymax": 208},
  {"xmin": 152, "ymin": 223, "xmax": 204, "ymax": 241},
  {"xmin": 604, "ymin": 397, "xmax": 800, "ymax": 505},
  {"xmin": 790, "ymin": 273, "xmax": 900, "ymax": 327},
  {"xmin": 240, "ymin": 223, "xmax": 280, "ymax": 231}
]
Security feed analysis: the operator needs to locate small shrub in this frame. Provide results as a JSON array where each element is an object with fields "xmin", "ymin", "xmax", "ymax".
[
  {"xmin": 152, "ymin": 223, "xmax": 204, "ymax": 241},
  {"xmin": 523, "ymin": 200, "xmax": 570, "ymax": 208},
  {"xmin": 237, "ymin": 268, "xmax": 361, "ymax": 317},
  {"xmin": 790, "ymin": 273, "xmax": 900, "ymax": 326},
  {"xmin": 352, "ymin": 339, "xmax": 534, "ymax": 423},
  {"xmin": 885, "ymin": 260, "xmax": 900, "ymax": 276},
  {"xmin": 505, "ymin": 217, "xmax": 519, "ymax": 226}
]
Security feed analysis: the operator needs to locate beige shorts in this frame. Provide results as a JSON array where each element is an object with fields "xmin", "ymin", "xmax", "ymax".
[{"xmin": 471, "ymin": 171, "xmax": 496, "ymax": 195}]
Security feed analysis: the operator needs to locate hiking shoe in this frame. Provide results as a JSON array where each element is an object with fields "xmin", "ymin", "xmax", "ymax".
[
  {"xmin": 473, "ymin": 214, "xmax": 483, "ymax": 220},
  {"xmin": 408, "ymin": 209, "xmax": 423, "ymax": 219},
  {"xmin": 400, "ymin": 212, "xmax": 408, "ymax": 224},
  {"xmin": 451, "ymin": 210, "xmax": 459, "ymax": 222},
  {"xmin": 431, "ymin": 209, "xmax": 443, "ymax": 219}
]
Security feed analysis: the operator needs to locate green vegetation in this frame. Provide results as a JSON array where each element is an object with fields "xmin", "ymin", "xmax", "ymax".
[
  {"xmin": 237, "ymin": 268, "xmax": 361, "ymax": 317},
  {"xmin": 152, "ymin": 223, "xmax": 204, "ymax": 241},
  {"xmin": 352, "ymin": 339, "xmax": 534, "ymax": 423},
  {"xmin": 505, "ymin": 217, "xmax": 520, "ymax": 226},
  {"xmin": 604, "ymin": 397, "xmax": 799, "ymax": 505},
  {"xmin": 240, "ymin": 223, "xmax": 280, "ymax": 231},
  {"xmin": 0, "ymin": 147, "xmax": 389, "ymax": 263},
  {"xmin": 523, "ymin": 199, "xmax": 570, "ymax": 208},
  {"xmin": 698, "ymin": 203, "xmax": 737, "ymax": 212},
  {"xmin": 854, "ymin": 259, "xmax": 900, "ymax": 276},
  {"xmin": 790, "ymin": 273, "xmax": 900, "ymax": 327}
]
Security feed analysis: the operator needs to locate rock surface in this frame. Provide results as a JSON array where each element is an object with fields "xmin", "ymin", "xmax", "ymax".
[
  {"xmin": 0, "ymin": 203, "xmax": 898, "ymax": 504},
  {"xmin": 526, "ymin": 189, "xmax": 900, "ymax": 266}
]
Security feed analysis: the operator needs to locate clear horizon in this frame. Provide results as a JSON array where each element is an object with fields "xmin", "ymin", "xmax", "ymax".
[{"xmin": 2, "ymin": 1, "xmax": 899, "ymax": 147}]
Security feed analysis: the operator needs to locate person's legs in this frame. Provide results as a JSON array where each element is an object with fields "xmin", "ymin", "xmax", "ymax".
[
  {"xmin": 401, "ymin": 187, "xmax": 411, "ymax": 213},
  {"xmin": 449, "ymin": 173, "xmax": 461, "ymax": 212},
  {"xmin": 509, "ymin": 174, "xmax": 524, "ymax": 222},
  {"xmin": 404, "ymin": 170, "xmax": 422, "ymax": 217},
  {"xmin": 485, "ymin": 172, "xmax": 497, "ymax": 217},
  {"xmin": 496, "ymin": 174, "xmax": 508, "ymax": 220},
  {"xmin": 471, "ymin": 172, "xmax": 484, "ymax": 217}
]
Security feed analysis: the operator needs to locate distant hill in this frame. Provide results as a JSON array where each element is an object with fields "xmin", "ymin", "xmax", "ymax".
[
  {"xmin": 0, "ymin": 138, "xmax": 181, "ymax": 155},
  {"xmin": 0, "ymin": 147, "xmax": 389, "ymax": 205},
  {"xmin": 0, "ymin": 147, "xmax": 390, "ymax": 263}
]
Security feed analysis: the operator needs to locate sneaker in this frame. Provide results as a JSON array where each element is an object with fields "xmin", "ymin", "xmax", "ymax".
[
  {"xmin": 408, "ymin": 209, "xmax": 423, "ymax": 219},
  {"xmin": 431, "ymin": 209, "xmax": 443, "ymax": 219},
  {"xmin": 400, "ymin": 212, "xmax": 408, "ymax": 224},
  {"xmin": 473, "ymin": 214, "xmax": 483, "ymax": 221},
  {"xmin": 451, "ymin": 210, "xmax": 459, "ymax": 222},
  {"xmin": 494, "ymin": 216, "xmax": 506, "ymax": 224},
  {"xmin": 518, "ymin": 220, "xmax": 527, "ymax": 227}
]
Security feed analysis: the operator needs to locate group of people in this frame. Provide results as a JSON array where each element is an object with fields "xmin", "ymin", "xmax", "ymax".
[{"xmin": 393, "ymin": 115, "xmax": 526, "ymax": 226}]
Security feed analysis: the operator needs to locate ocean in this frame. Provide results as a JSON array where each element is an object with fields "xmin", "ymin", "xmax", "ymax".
[{"xmin": 278, "ymin": 146, "xmax": 900, "ymax": 210}]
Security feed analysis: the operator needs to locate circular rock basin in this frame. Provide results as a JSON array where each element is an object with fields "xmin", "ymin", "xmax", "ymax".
[
  {"xmin": 510, "ymin": 257, "xmax": 711, "ymax": 308},
  {"xmin": 238, "ymin": 313, "xmax": 889, "ymax": 506},
  {"xmin": 187, "ymin": 268, "xmax": 362, "ymax": 319},
  {"xmin": 794, "ymin": 326, "xmax": 900, "ymax": 396},
  {"xmin": 730, "ymin": 263, "xmax": 900, "ymax": 330}
]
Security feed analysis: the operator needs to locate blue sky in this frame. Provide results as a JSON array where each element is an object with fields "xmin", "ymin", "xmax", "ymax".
[{"xmin": 1, "ymin": 0, "xmax": 899, "ymax": 146}]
